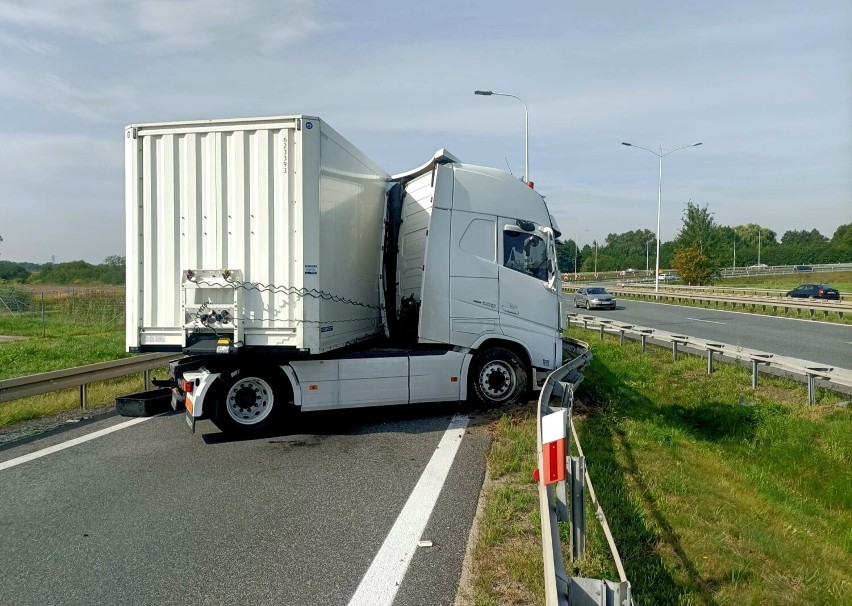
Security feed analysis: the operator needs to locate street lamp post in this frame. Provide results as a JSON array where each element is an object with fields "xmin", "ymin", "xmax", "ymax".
[
  {"xmin": 574, "ymin": 228, "xmax": 589, "ymax": 275},
  {"xmin": 474, "ymin": 90, "xmax": 529, "ymax": 183},
  {"xmin": 733, "ymin": 233, "xmax": 736, "ymax": 270},
  {"xmin": 622, "ymin": 141, "xmax": 702, "ymax": 292},
  {"xmin": 646, "ymin": 238, "xmax": 653, "ymax": 275},
  {"xmin": 594, "ymin": 240, "xmax": 598, "ymax": 275}
]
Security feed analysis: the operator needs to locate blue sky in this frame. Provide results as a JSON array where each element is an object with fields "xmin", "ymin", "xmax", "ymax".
[{"xmin": 0, "ymin": 0, "xmax": 849, "ymax": 263}]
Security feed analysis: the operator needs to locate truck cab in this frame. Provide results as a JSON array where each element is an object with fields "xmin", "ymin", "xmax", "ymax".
[{"xmin": 386, "ymin": 151, "xmax": 563, "ymax": 393}]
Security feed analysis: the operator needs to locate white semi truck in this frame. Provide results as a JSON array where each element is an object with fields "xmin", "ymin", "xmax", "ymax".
[{"xmin": 124, "ymin": 115, "xmax": 564, "ymax": 434}]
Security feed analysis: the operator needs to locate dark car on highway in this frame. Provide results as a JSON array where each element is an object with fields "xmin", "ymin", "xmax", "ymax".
[
  {"xmin": 785, "ymin": 284, "xmax": 840, "ymax": 300},
  {"xmin": 573, "ymin": 286, "xmax": 616, "ymax": 310}
]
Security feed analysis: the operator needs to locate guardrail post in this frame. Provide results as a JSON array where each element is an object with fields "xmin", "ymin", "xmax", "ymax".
[
  {"xmin": 640, "ymin": 334, "xmax": 647, "ymax": 352},
  {"xmin": 807, "ymin": 373, "xmax": 816, "ymax": 405},
  {"xmin": 672, "ymin": 341, "xmax": 678, "ymax": 361},
  {"xmin": 80, "ymin": 383, "xmax": 87, "ymax": 411},
  {"xmin": 599, "ymin": 324, "xmax": 605, "ymax": 341},
  {"xmin": 752, "ymin": 359, "xmax": 759, "ymax": 388},
  {"xmin": 707, "ymin": 350, "xmax": 714, "ymax": 374},
  {"xmin": 619, "ymin": 330, "xmax": 625, "ymax": 346},
  {"xmin": 143, "ymin": 370, "xmax": 150, "ymax": 390},
  {"xmin": 569, "ymin": 455, "xmax": 586, "ymax": 561}
]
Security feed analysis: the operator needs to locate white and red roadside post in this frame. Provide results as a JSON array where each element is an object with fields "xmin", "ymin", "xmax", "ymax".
[{"xmin": 541, "ymin": 409, "xmax": 568, "ymax": 484}]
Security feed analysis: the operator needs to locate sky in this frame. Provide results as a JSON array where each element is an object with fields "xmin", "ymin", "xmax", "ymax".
[{"xmin": 0, "ymin": 0, "xmax": 849, "ymax": 263}]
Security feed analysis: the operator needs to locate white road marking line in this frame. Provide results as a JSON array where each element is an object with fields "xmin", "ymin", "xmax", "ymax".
[
  {"xmin": 685, "ymin": 317, "xmax": 727, "ymax": 325},
  {"xmin": 348, "ymin": 414, "xmax": 470, "ymax": 606},
  {"xmin": 0, "ymin": 417, "xmax": 153, "ymax": 472}
]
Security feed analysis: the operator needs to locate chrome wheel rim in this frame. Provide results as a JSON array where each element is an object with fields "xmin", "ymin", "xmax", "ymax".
[
  {"xmin": 478, "ymin": 361, "xmax": 515, "ymax": 402},
  {"xmin": 226, "ymin": 377, "xmax": 274, "ymax": 425}
]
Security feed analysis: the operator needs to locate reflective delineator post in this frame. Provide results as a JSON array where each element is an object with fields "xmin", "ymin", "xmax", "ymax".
[{"xmin": 541, "ymin": 409, "xmax": 568, "ymax": 484}]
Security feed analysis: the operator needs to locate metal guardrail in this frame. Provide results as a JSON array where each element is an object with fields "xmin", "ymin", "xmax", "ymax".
[
  {"xmin": 567, "ymin": 314, "xmax": 852, "ymax": 403},
  {"xmin": 719, "ymin": 262, "xmax": 852, "ymax": 278},
  {"xmin": 537, "ymin": 338, "xmax": 633, "ymax": 606},
  {"xmin": 0, "ymin": 353, "xmax": 179, "ymax": 409},
  {"xmin": 563, "ymin": 263, "xmax": 852, "ymax": 285},
  {"xmin": 615, "ymin": 283, "xmax": 849, "ymax": 299}
]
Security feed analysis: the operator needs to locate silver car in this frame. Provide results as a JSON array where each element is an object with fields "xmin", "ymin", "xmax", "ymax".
[{"xmin": 573, "ymin": 286, "xmax": 616, "ymax": 310}]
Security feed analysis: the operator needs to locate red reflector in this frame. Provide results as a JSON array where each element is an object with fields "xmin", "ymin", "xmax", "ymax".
[
  {"xmin": 308, "ymin": 385, "xmax": 318, "ymax": 391},
  {"xmin": 819, "ymin": 290, "xmax": 824, "ymax": 295},
  {"xmin": 527, "ymin": 181, "xmax": 535, "ymax": 188},
  {"xmin": 450, "ymin": 376, "xmax": 458, "ymax": 383},
  {"xmin": 179, "ymin": 379, "xmax": 193, "ymax": 393}
]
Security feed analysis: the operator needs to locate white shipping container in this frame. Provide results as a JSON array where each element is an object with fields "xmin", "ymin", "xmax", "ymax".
[{"xmin": 125, "ymin": 116, "xmax": 389, "ymax": 355}]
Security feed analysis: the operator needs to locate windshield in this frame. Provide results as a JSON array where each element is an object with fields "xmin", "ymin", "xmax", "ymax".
[{"xmin": 587, "ymin": 288, "xmax": 608, "ymax": 295}]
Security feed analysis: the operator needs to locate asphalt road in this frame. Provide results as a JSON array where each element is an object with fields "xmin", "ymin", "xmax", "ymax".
[
  {"xmin": 0, "ymin": 404, "xmax": 491, "ymax": 606},
  {"xmin": 569, "ymin": 298, "xmax": 852, "ymax": 369}
]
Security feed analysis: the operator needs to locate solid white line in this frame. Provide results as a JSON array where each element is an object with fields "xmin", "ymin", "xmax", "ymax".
[
  {"xmin": 0, "ymin": 416, "xmax": 153, "ymax": 472},
  {"xmin": 685, "ymin": 317, "xmax": 727, "ymax": 325},
  {"xmin": 347, "ymin": 414, "xmax": 470, "ymax": 606}
]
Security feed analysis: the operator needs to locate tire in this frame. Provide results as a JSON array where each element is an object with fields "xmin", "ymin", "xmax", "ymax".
[
  {"xmin": 470, "ymin": 347, "xmax": 528, "ymax": 406},
  {"xmin": 211, "ymin": 367, "xmax": 289, "ymax": 435},
  {"xmin": 585, "ymin": 300, "xmax": 591, "ymax": 310}
]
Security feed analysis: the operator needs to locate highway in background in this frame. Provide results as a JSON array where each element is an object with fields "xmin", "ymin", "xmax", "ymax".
[
  {"xmin": 568, "ymin": 298, "xmax": 852, "ymax": 369},
  {"xmin": 0, "ymin": 405, "xmax": 490, "ymax": 606}
]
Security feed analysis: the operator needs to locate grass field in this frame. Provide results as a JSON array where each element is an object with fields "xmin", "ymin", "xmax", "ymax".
[
  {"xmin": 0, "ymin": 287, "xmax": 136, "ymax": 428},
  {"xmin": 719, "ymin": 270, "xmax": 852, "ymax": 292},
  {"xmin": 466, "ymin": 327, "xmax": 851, "ymax": 606}
]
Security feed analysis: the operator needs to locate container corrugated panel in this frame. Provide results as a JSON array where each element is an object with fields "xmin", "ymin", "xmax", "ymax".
[{"xmin": 125, "ymin": 116, "xmax": 388, "ymax": 354}]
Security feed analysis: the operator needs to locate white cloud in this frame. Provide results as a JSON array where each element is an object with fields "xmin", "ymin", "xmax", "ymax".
[
  {"xmin": 0, "ymin": 0, "xmax": 320, "ymax": 52},
  {"xmin": 0, "ymin": 132, "xmax": 118, "ymax": 172}
]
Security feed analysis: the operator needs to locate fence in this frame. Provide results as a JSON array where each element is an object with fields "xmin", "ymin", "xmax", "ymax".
[
  {"xmin": 0, "ymin": 285, "xmax": 125, "ymax": 336},
  {"xmin": 537, "ymin": 338, "xmax": 633, "ymax": 606}
]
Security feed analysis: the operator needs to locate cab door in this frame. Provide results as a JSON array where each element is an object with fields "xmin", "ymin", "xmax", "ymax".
[{"xmin": 497, "ymin": 220, "xmax": 561, "ymax": 370}]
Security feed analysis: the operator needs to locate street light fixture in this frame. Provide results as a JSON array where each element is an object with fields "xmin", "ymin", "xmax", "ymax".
[
  {"xmin": 622, "ymin": 141, "xmax": 702, "ymax": 292},
  {"xmin": 475, "ymin": 90, "xmax": 529, "ymax": 183}
]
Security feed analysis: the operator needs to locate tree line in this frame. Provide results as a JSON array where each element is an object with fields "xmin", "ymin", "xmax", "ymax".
[
  {"xmin": 0, "ymin": 256, "xmax": 126, "ymax": 285},
  {"xmin": 558, "ymin": 208, "xmax": 851, "ymax": 284}
]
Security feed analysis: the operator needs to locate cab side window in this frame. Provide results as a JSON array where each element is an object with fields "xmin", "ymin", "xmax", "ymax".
[{"xmin": 503, "ymin": 230, "xmax": 548, "ymax": 281}]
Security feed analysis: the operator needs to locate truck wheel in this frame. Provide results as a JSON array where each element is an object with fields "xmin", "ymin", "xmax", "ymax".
[
  {"xmin": 470, "ymin": 347, "xmax": 528, "ymax": 406},
  {"xmin": 212, "ymin": 369, "xmax": 287, "ymax": 435}
]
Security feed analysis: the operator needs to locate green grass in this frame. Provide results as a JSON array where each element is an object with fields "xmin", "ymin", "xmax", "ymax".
[
  {"xmin": 0, "ymin": 331, "xmax": 128, "ymax": 380},
  {"xmin": 719, "ymin": 270, "xmax": 852, "ymax": 292},
  {"xmin": 565, "ymin": 325, "xmax": 851, "ymax": 605},
  {"xmin": 466, "ymin": 331, "xmax": 850, "ymax": 606},
  {"xmin": 0, "ymin": 289, "xmax": 135, "ymax": 428}
]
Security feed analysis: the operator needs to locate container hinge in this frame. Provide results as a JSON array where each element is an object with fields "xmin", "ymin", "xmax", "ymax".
[{"xmin": 296, "ymin": 119, "xmax": 301, "ymax": 131}]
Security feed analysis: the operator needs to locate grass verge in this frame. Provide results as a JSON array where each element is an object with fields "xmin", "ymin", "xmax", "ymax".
[
  {"xmin": 719, "ymin": 270, "xmax": 852, "ymax": 292},
  {"xmin": 0, "ymin": 371, "xmax": 166, "ymax": 430},
  {"xmin": 465, "ymin": 329, "xmax": 850, "ymax": 606}
]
